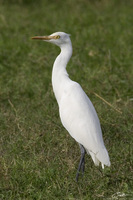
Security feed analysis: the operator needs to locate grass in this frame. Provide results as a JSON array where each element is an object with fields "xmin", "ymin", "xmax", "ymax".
[{"xmin": 0, "ymin": 0, "xmax": 133, "ymax": 199}]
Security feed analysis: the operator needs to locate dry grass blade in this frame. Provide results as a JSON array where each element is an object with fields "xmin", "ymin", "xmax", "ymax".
[{"xmin": 93, "ymin": 92, "xmax": 122, "ymax": 114}]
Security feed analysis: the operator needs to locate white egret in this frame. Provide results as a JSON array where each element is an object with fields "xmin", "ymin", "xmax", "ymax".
[{"xmin": 32, "ymin": 32, "xmax": 110, "ymax": 181}]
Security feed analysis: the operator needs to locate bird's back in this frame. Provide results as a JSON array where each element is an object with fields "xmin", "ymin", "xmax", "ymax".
[{"xmin": 59, "ymin": 81, "xmax": 110, "ymax": 167}]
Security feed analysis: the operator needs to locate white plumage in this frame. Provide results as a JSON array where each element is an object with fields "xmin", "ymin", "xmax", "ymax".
[{"xmin": 32, "ymin": 32, "xmax": 110, "ymax": 180}]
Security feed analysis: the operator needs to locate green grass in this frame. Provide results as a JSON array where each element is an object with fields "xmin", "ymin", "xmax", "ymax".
[{"xmin": 0, "ymin": 0, "xmax": 133, "ymax": 199}]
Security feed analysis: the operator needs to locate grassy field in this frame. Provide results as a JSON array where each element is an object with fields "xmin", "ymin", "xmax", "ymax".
[{"xmin": 0, "ymin": 0, "xmax": 133, "ymax": 199}]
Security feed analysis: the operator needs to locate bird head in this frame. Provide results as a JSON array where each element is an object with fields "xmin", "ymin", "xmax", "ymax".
[{"xmin": 32, "ymin": 32, "xmax": 71, "ymax": 47}]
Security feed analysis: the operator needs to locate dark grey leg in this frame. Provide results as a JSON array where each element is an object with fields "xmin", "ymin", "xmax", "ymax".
[{"xmin": 76, "ymin": 144, "xmax": 86, "ymax": 182}]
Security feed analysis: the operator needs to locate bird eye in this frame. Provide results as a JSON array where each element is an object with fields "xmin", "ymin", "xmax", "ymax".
[{"xmin": 55, "ymin": 35, "xmax": 60, "ymax": 39}]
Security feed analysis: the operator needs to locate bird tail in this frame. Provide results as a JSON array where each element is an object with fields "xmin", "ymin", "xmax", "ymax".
[{"xmin": 86, "ymin": 148, "xmax": 111, "ymax": 168}]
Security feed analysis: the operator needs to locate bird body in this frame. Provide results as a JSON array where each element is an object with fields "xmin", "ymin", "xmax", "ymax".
[
  {"xmin": 32, "ymin": 32, "xmax": 110, "ymax": 180},
  {"xmin": 59, "ymin": 82, "xmax": 110, "ymax": 167}
]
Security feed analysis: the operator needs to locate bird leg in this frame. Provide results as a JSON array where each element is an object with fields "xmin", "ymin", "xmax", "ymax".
[{"xmin": 76, "ymin": 144, "xmax": 86, "ymax": 182}]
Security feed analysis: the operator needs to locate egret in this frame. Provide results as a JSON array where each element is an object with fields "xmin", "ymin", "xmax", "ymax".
[{"xmin": 32, "ymin": 32, "xmax": 110, "ymax": 181}]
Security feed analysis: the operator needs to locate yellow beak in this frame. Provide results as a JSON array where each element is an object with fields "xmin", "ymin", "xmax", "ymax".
[{"xmin": 32, "ymin": 35, "xmax": 58, "ymax": 40}]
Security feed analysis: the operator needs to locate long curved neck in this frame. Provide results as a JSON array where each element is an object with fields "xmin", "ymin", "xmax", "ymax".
[{"xmin": 52, "ymin": 42, "xmax": 73, "ymax": 104}]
